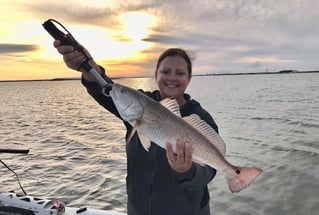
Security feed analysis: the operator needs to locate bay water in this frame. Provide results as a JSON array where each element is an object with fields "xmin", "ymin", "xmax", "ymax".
[{"xmin": 1, "ymin": 73, "xmax": 318, "ymax": 214}]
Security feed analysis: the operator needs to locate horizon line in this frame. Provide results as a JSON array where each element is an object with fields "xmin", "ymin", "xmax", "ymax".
[{"xmin": 0, "ymin": 70, "xmax": 318, "ymax": 82}]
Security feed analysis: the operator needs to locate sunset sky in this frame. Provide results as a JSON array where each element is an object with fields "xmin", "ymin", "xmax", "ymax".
[{"xmin": 1, "ymin": 0, "xmax": 319, "ymax": 81}]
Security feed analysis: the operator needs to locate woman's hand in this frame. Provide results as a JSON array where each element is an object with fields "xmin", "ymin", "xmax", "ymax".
[
  {"xmin": 53, "ymin": 40, "xmax": 86, "ymax": 71},
  {"xmin": 53, "ymin": 39, "xmax": 101, "ymax": 81},
  {"xmin": 166, "ymin": 140, "xmax": 193, "ymax": 173}
]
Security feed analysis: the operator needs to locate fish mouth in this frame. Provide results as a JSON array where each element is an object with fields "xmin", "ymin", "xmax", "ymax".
[
  {"xmin": 109, "ymin": 90, "xmax": 115, "ymax": 100},
  {"xmin": 110, "ymin": 84, "xmax": 120, "ymax": 100}
]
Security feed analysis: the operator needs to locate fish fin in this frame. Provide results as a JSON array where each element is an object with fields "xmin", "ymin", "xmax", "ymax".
[
  {"xmin": 138, "ymin": 131, "xmax": 151, "ymax": 152},
  {"xmin": 226, "ymin": 166, "xmax": 262, "ymax": 193},
  {"xmin": 160, "ymin": 98, "xmax": 181, "ymax": 117},
  {"xmin": 192, "ymin": 156, "xmax": 206, "ymax": 167},
  {"xmin": 127, "ymin": 121, "xmax": 139, "ymax": 143},
  {"xmin": 127, "ymin": 120, "xmax": 151, "ymax": 151},
  {"xmin": 183, "ymin": 114, "xmax": 226, "ymax": 156}
]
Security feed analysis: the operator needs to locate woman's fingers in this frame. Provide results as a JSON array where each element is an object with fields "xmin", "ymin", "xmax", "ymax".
[{"xmin": 166, "ymin": 140, "xmax": 193, "ymax": 173}]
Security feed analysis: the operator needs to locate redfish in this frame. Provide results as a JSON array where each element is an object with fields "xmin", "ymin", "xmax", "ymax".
[{"xmin": 110, "ymin": 83, "xmax": 262, "ymax": 192}]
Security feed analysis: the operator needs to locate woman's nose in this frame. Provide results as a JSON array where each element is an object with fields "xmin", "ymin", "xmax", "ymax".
[{"xmin": 167, "ymin": 71, "xmax": 177, "ymax": 79}]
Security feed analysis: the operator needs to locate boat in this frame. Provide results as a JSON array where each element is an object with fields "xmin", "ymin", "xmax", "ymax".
[
  {"xmin": 0, "ymin": 149, "xmax": 126, "ymax": 215},
  {"xmin": 0, "ymin": 192, "xmax": 126, "ymax": 215}
]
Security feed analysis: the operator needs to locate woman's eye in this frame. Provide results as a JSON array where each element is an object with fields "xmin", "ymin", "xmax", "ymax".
[
  {"xmin": 161, "ymin": 70, "xmax": 170, "ymax": 74},
  {"xmin": 177, "ymin": 72, "xmax": 186, "ymax": 76}
]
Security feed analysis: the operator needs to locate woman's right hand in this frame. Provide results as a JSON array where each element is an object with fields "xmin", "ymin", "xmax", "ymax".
[
  {"xmin": 53, "ymin": 39, "xmax": 102, "ymax": 80},
  {"xmin": 53, "ymin": 40, "xmax": 88, "ymax": 72}
]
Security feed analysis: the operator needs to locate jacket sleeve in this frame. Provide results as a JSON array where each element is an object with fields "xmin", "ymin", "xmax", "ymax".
[{"xmin": 173, "ymin": 162, "xmax": 217, "ymax": 190}]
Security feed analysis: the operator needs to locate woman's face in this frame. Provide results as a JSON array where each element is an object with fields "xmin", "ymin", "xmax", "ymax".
[{"xmin": 155, "ymin": 55, "xmax": 191, "ymax": 105}]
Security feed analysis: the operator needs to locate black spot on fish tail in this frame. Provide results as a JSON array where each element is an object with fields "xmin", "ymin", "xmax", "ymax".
[{"xmin": 236, "ymin": 169, "xmax": 241, "ymax": 174}]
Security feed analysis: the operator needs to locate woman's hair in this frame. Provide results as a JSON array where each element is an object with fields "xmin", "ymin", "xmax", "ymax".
[{"xmin": 156, "ymin": 48, "xmax": 193, "ymax": 77}]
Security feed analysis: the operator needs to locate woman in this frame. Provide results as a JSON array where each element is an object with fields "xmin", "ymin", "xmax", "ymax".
[{"xmin": 54, "ymin": 41, "xmax": 219, "ymax": 215}]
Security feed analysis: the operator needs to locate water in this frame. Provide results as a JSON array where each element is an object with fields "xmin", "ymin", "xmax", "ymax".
[{"xmin": 1, "ymin": 73, "xmax": 318, "ymax": 214}]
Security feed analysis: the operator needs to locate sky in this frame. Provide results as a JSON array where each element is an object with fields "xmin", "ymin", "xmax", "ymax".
[{"xmin": 1, "ymin": 0, "xmax": 319, "ymax": 81}]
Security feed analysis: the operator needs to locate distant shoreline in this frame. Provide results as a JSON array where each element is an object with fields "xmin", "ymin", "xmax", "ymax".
[
  {"xmin": 197, "ymin": 70, "xmax": 319, "ymax": 76},
  {"xmin": 1, "ymin": 70, "xmax": 318, "ymax": 83}
]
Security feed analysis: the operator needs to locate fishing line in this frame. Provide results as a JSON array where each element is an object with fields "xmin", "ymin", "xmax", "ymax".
[{"xmin": 0, "ymin": 159, "xmax": 27, "ymax": 195}]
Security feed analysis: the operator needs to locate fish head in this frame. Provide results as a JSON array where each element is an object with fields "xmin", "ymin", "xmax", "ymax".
[{"xmin": 110, "ymin": 84, "xmax": 144, "ymax": 123}]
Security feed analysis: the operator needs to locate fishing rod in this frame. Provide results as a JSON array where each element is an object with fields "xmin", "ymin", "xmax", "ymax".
[
  {"xmin": 42, "ymin": 19, "xmax": 113, "ymax": 95},
  {"xmin": 0, "ymin": 149, "xmax": 29, "ymax": 154},
  {"xmin": 0, "ymin": 149, "xmax": 63, "ymax": 215},
  {"xmin": 0, "ymin": 147, "xmax": 124, "ymax": 214},
  {"xmin": 0, "ymin": 148, "xmax": 29, "ymax": 195}
]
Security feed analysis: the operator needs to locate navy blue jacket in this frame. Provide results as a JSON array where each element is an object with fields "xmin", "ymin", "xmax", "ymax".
[{"xmin": 81, "ymin": 70, "xmax": 219, "ymax": 215}]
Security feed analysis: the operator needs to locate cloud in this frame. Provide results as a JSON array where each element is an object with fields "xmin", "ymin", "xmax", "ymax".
[
  {"xmin": 23, "ymin": 0, "xmax": 319, "ymax": 73},
  {"xmin": 250, "ymin": 61, "xmax": 263, "ymax": 68},
  {"xmin": 0, "ymin": 44, "xmax": 39, "ymax": 54},
  {"xmin": 24, "ymin": 1, "xmax": 160, "ymax": 28},
  {"xmin": 143, "ymin": 34, "xmax": 195, "ymax": 45}
]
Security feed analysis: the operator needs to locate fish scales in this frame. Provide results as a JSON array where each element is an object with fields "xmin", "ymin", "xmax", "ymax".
[
  {"xmin": 139, "ymin": 98, "xmax": 227, "ymax": 168},
  {"xmin": 110, "ymin": 83, "xmax": 262, "ymax": 193}
]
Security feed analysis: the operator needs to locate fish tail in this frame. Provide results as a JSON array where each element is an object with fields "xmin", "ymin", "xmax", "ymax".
[{"xmin": 226, "ymin": 166, "xmax": 262, "ymax": 193}]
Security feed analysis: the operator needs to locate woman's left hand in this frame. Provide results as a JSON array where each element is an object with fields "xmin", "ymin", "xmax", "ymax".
[{"xmin": 166, "ymin": 140, "xmax": 193, "ymax": 173}]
